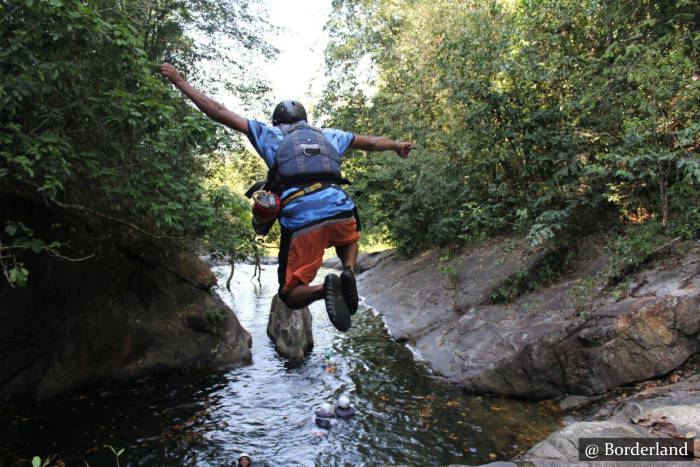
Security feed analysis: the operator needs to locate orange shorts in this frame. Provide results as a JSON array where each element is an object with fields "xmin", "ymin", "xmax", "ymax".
[{"xmin": 279, "ymin": 217, "xmax": 361, "ymax": 293}]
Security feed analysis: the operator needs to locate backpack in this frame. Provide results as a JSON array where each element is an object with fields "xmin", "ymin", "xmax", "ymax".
[
  {"xmin": 244, "ymin": 122, "xmax": 351, "ymax": 236},
  {"xmin": 267, "ymin": 122, "xmax": 348, "ymax": 193}
]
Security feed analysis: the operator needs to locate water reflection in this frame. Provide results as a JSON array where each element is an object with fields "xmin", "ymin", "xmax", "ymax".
[{"xmin": 0, "ymin": 263, "xmax": 562, "ymax": 466}]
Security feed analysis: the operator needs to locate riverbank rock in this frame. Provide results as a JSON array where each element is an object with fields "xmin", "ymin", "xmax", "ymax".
[
  {"xmin": 322, "ymin": 249, "xmax": 396, "ymax": 273},
  {"xmin": 523, "ymin": 371, "xmax": 700, "ymax": 465},
  {"xmin": 358, "ymin": 238, "xmax": 699, "ymax": 398},
  {"xmin": 267, "ymin": 295, "xmax": 313, "ymax": 360},
  {"xmin": 0, "ymin": 216, "xmax": 252, "ymax": 401}
]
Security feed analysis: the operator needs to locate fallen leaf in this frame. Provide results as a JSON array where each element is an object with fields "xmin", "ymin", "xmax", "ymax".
[
  {"xmin": 635, "ymin": 413, "xmax": 667, "ymax": 427},
  {"xmin": 657, "ymin": 421, "xmax": 680, "ymax": 436},
  {"xmin": 489, "ymin": 453, "xmax": 497, "ymax": 459},
  {"xmin": 686, "ymin": 431, "xmax": 696, "ymax": 439}
]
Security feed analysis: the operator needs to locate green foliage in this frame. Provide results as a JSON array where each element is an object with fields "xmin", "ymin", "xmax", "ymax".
[
  {"xmin": 201, "ymin": 150, "xmax": 267, "ymax": 265},
  {"xmin": 31, "ymin": 455, "xmax": 57, "ymax": 467},
  {"xmin": 568, "ymin": 277, "xmax": 597, "ymax": 317},
  {"xmin": 605, "ymin": 221, "xmax": 667, "ymax": 284},
  {"xmin": 489, "ymin": 249, "xmax": 568, "ymax": 304},
  {"xmin": 319, "ymin": 0, "xmax": 699, "ymax": 261},
  {"xmin": 438, "ymin": 251, "xmax": 458, "ymax": 289},
  {"xmin": 104, "ymin": 444, "xmax": 125, "ymax": 467},
  {"xmin": 206, "ymin": 307, "xmax": 225, "ymax": 322},
  {"xmin": 0, "ymin": 0, "xmax": 274, "ymax": 286}
]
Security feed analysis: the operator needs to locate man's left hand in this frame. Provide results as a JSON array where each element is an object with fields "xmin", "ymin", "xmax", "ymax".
[{"xmin": 396, "ymin": 141, "xmax": 414, "ymax": 159}]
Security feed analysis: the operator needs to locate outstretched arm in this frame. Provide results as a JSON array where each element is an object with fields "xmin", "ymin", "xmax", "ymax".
[
  {"xmin": 160, "ymin": 63, "xmax": 250, "ymax": 136},
  {"xmin": 351, "ymin": 134, "xmax": 414, "ymax": 159}
]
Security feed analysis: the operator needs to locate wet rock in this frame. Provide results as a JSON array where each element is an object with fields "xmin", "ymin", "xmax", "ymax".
[
  {"xmin": 557, "ymin": 395, "xmax": 599, "ymax": 412},
  {"xmin": 322, "ymin": 249, "xmax": 396, "ymax": 273},
  {"xmin": 606, "ymin": 372, "xmax": 700, "ymax": 422},
  {"xmin": 322, "ymin": 256, "xmax": 343, "ymax": 270},
  {"xmin": 523, "ymin": 374, "xmax": 700, "ymax": 465},
  {"xmin": 359, "ymin": 238, "xmax": 700, "ymax": 398},
  {"xmin": 0, "ymin": 227, "xmax": 252, "ymax": 400},
  {"xmin": 478, "ymin": 463, "xmax": 520, "ymax": 467},
  {"xmin": 267, "ymin": 295, "xmax": 313, "ymax": 360},
  {"xmin": 523, "ymin": 421, "xmax": 651, "ymax": 464}
]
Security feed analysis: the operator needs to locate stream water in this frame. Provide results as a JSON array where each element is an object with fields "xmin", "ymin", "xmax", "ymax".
[{"xmin": 1, "ymin": 263, "xmax": 563, "ymax": 466}]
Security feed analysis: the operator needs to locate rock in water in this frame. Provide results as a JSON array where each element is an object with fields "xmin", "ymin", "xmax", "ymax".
[
  {"xmin": 0, "ymin": 225, "xmax": 253, "ymax": 401},
  {"xmin": 267, "ymin": 295, "xmax": 313, "ymax": 360}
]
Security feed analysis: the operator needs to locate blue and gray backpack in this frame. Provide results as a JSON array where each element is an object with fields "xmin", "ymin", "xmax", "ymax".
[{"xmin": 268, "ymin": 122, "xmax": 349, "ymax": 193}]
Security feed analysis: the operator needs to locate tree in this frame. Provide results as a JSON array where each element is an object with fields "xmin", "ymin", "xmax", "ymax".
[
  {"xmin": 318, "ymin": 0, "xmax": 699, "ymax": 256},
  {"xmin": 0, "ymin": 0, "xmax": 275, "ymax": 286}
]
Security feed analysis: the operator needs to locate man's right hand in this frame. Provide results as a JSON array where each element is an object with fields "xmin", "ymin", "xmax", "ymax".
[
  {"xmin": 160, "ymin": 63, "xmax": 183, "ymax": 84},
  {"xmin": 157, "ymin": 62, "xmax": 250, "ymax": 135}
]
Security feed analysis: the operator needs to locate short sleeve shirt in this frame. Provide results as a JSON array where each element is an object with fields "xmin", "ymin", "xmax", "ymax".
[{"xmin": 247, "ymin": 119, "xmax": 356, "ymax": 230}]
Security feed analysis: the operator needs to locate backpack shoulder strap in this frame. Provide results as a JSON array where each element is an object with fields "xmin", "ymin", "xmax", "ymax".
[{"xmin": 279, "ymin": 122, "xmax": 323, "ymax": 137}]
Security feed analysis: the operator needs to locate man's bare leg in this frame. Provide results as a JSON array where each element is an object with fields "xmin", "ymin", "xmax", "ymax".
[
  {"xmin": 284, "ymin": 284, "xmax": 323, "ymax": 309},
  {"xmin": 335, "ymin": 241, "xmax": 359, "ymax": 271},
  {"xmin": 284, "ymin": 276, "xmax": 351, "ymax": 331}
]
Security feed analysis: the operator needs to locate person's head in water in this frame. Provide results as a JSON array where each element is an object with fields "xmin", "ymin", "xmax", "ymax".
[
  {"xmin": 237, "ymin": 453, "xmax": 251, "ymax": 467},
  {"xmin": 335, "ymin": 393, "xmax": 356, "ymax": 418},
  {"xmin": 325, "ymin": 356, "xmax": 338, "ymax": 374},
  {"xmin": 338, "ymin": 394, "xmax": 351, "ymax": 409},
  {"xmin": 319, "ymin": 402, "xmax": 332, "ymax": 415},
  {"xmin": 314, "ymin": 402, "xmax": 336, "ymax": 429},
  {"xmin": 271, "ymin": 100, "xmax": 307, "ymax": 126}
]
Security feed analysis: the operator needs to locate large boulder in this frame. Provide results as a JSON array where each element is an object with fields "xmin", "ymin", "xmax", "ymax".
[
  {"xmin": 0, "ymin": 220, "xmax": 252, "ymax": 400},
  {"xmin": 358, "ymin": 238, "xmax": 700, "ymax": 398},
  {"xmin": 267, "ymin": 294, "xmax": 314, "ymax": 360},
  {"xmin": 322, "ymin": 249, "xmax": 396, "ymax": 273},
  {"xmin": 523, "ymin": 373, "xmax": 700, "ymax": 465}
]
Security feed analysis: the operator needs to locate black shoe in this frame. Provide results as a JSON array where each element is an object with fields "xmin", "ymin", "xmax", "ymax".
[
  {"xmin": 340, "ymin": 266, "xmax": 358, "ymax": 315},
  {"xmin": 324, "ymin": 274, "xmax": 351, "ymax": 332}
]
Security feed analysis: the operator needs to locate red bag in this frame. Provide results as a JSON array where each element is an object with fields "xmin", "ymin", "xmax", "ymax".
[{"xmin": 251, "ymin": 190, "xmax": 280, "ymax": 235}]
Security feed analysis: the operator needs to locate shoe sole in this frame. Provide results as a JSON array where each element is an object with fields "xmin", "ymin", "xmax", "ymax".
[
  {"xmin": 324, "ymin": 274, "xmax": 351, "ymax": 332},
  {"xmin": 340, "ymin": 268, "xmax": 358, "ymax": 315}
]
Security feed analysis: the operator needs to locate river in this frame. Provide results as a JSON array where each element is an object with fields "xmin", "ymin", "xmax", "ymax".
[{"xmin": 1, "ymin": 263, "xmax": 563, "ymax": 466}]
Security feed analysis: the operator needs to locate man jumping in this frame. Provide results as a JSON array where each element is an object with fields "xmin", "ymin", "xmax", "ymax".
[{"xmin": 161, "ymin": 63, "xmax": 413, "ymax": 331}]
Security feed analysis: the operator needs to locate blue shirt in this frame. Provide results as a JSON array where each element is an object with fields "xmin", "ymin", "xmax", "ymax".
[{"xmin": 247, "ymin": 119, "xmax": 356, "ymax": 230}]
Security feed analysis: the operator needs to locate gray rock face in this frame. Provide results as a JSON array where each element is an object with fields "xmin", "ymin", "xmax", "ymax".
[
  {"xmin": 0, "ymin": 231, "xmax": 252, "ymax": 400},
  {"xmin": 358, "ymin": 239, "xmax": 700, "ymax": 398},
  {"xmin": 523, "ymin": 374, "xmax": 700, "ymax": 466},
  {"xmin": 524, "ymin": 421, "xmax": 651, "ymax": 465},
  {"xmin": 267, "ymin": 294, "xmax": 313, "ymax": 360},
  {"xmin": 322, "ymin": 249, "xmax": 396, "ymax": 273}
]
